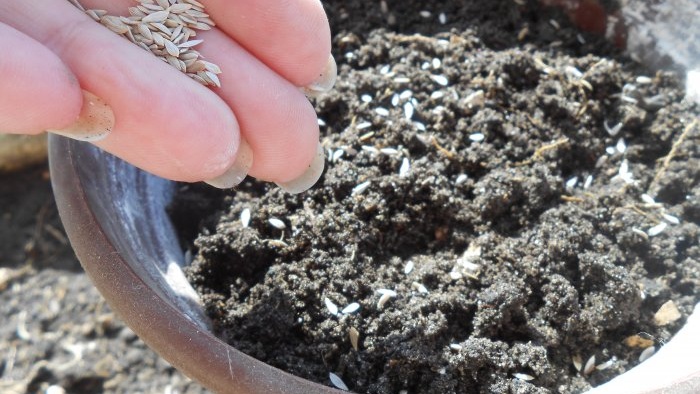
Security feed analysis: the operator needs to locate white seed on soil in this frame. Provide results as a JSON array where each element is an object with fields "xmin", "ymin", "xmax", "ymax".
[
  {"xmin": 356, "ymin": 121, "xmax": 372, "ymax": 130},
  {"xmin": 606, "ymin": 146, "xmax": 616, "ymax": 155},
  {"xmin": 329, "ymin": 372, "xmax": 349, "ymax": 391},
  {"xmin": 430, "ymin": 74, "xmax": 449, "ymax": 86},
  {"xmin": 268, "ymin": 217, "xmax": 286, "ymax": 230},
  {"xmin": 583, "ymin": 175, "xmax": 593, "ymax": 189},
  {"xmin": 449, "ymin": 343, "xmax": 462, "ymax": 351},
  {"xmin": 616, "ymin": 138, "xmax": 627, "ymax": 153},
  {"xmin": 361, "ymin": 94, "xmax": 373, "ymax": 103},
  {"xmin": 641, "ymin": 194, "xmax": 656, "ymax": 204},
  {"xmin": 404, "ymin": 260, "xmax": 415, "ymax": 275},
  {"xmin": 469, "ymin": 132, "xmax": 485, "ymax": 142},
  {"xmin": 240, "ymin": 208, "xmax": 251, "ymax": 228},
  {"xmin": 431, "ymin": 91, "xmax": 445, "ymax": 100},
  {"xmin": 399, "ymin": 158, "xmax": 411, "ymax": 178},
  {"xmin": 317, "ymin": 118, "xmax": 326, "ymax": 126},
  {"xmin": 662, "ymin": 214, "xmax": 680, "ymax": 225},
  {"xmin": 636, "ymin": 76, "xmax": 653, "ymax": 85},
  {"xmin": 399, "ymin": 90, "xmax": 413, "ymax": 100},
  {"xmin": 639, "ymin": 346, "xmax": 656, "ymax": 363},
  {"xmin": 565, "ymin": 176, "xmax": 578, "ymax": 190},
  {"xmin": 332, "ymin": 149, "xmax": 345, "ymax": 163},
  {"xmin": 380, "ymin": 147, "xmax": 399, "ymax": 155},
  {"xmin": 632, "ymin": 228, "xmax": 649, "ymax": 241},
  {"xmin": 324, "ymin": 297, "xmax": 339, "ymax": 316},
  {"xmin": 394, "ymin": 76, "xmax": 410, "ymax": 83},
  {"xmin": 647, "ymin": 222, "xmax": 667, "ymax": 237},
  {"xmin": 464, "ymin": 90, "xmax": 485, "ymax": 108},
  {"xmin": 414, "ymin": 121, "xmax": 426, "ymax": 131},
  {"xmin": 438, "ymin": 12, "xmax": 447, "ymax": 24},
  {"xmin": 419, "ymin": 10, "xmax": 431, "ymax": 18},
  {"xmin": 583, "ymin": 355, "xmax": 596, "ymax": 375},
  {"xmin": 455, "ymin": 174, "xmax": 468, "ymax": 185},
  {"xmin": 513, "ymin": 373, "xmax": 535, "ymax": 381},
  {"xmin": 376, "ymin": 289, "xmax": 397, "ymax": 309},
  {"xmin": 361, "ymin": 145, "xmax": 379, "ymax": 154},
  {"xmin": 596, "ymin": 357, "xmax": 616, "ymax": 371},
  {"xmin": 432, "ymin": 58, "xmax": 442, "ymax": 69},
  {"xmin": 341, "ymin": 302, "xmax": 361, "ymax": 314},
  {"xmin": 404, "ymin": 102, "xmax": 414, "ymax": 120},
  {"xmin": 352, "ymin": 181, "xmax": 371, "ymax": 196},
  {"xmin": 391, "ymin": 94, "xmax": 400, "ymax": 107},
  {"xmin": 412, "ymin": 282, "xmax": 428, "ymax": 294},
  {"xmin": 375, "ymin": 107, "xmax": 390, "ymax": 116}
]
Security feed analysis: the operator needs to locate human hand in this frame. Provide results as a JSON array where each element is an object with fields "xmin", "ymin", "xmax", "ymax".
[{"xmin": 0, "ymin": 0, "xmax": 334, "ymax": 192}]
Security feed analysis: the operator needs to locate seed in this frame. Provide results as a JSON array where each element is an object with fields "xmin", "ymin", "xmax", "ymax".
[
  {"xmin": 662, "ymin": 214, "xmax": 680, "ymax": 225},
  {"xmin": 352, "ymin": 181, "xmax": 371, "ymax": 196},
  {"xmin": 572, "ymin": 355, "xmax": 583, "ymax": 372},
  {"xmin": 583, "ymin": 355, "xmax": 596, "ymax": 375},
  {"xmin": 399, "ymin": 158, "xmax": 410, "ymax": 177},
  {"xmin": 449, "ymin": 344, "xmax": 462, "ymax": 351},
  {"xmin": 268, "ymin": 218, "xmax": 286, "ymax": 230},
  {"xmin": 324, "ymin": 297, "xmax": 339, "ymax": 316},
  {"xmin": 513, "ymin": 373, "xmax": 535, "ymax": 381},
  {"xmin": 430, "ymin": 74, "xmax": 449, "ymax": 86},
  {"xmin": 404, "ymin": 260, "xmax": 414, "ymax": 274},
  {"xmin": 329, "ymin": 372, "xmax": 349, "ymax": 391},
  {"xmin": 341, "ymin": 302, "xmax": 361, "ymax": 314},
  {"xmin": 349, "ymin": 327, "xmax": 360, "ymax": 351},
  {"xmin": 647, "ymin": 222, "xmax": 667, "ymax": 237},
  {"xmin": 240, "ymin": 208, "xmax": 251, "ymax": 228}
]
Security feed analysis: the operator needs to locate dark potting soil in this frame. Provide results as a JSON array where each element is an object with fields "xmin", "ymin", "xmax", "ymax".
[{"xmin": 172, "ymin": 0, "xmax": 700, "ymax": 393}]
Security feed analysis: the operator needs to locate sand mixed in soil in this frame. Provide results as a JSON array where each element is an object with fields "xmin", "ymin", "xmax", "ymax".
[{"xmin": 174, "ymin": 0, "xmax": 700, "ymax": 393}]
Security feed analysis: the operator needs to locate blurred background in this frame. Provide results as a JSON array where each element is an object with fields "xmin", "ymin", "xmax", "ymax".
[{"xmin": 0, "ymin": 135, "xmax": 209, "ymax": 394}]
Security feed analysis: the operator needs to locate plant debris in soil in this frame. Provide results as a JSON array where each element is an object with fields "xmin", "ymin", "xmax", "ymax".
[{"xmin": 173, "ymin": 0, "xmax": 700, "ymax": 393}]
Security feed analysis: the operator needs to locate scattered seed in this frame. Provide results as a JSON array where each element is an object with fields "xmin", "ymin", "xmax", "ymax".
[
  {"xmin": 404, "ymin": 260, "xmax": 415, "ymax": 274},
  {"xmin": 513, "ymin": 373, "xmax": 535, "ymax": 381},
  {"xmin": 430, "ymin": 74, "xmax": 449, "ymax": 86},
  {"xmin": 565, "ymin": 176, "xmax": 578, "ymax": 190},
  {"xmin": 616, "ymin": 138, "xmax": 627, "ymax": 153},
  {"xmin": 411, "ymin": 282, "xmax": 429, "ymax": 294},
  {"xmin": 583, "ymin": 355, "xmax": 596, "ymax": 375},
  {"xmin": 360, "ymin": 94, "xmax": 373, "ymax": 103},
  {"xmin": 583, "ymin": 175, "xmax": 593, "ymax": 189},
  {"xmin": 572, "ymin": 355, "xmax": 583, "ymax": 372},
  {"xmin": 351, "ymin": 181, "xmax": 371, "ymax": 196},
  {"xmin": 662, "ymin": 214, "xmax": 680, "ymax": 225},
  {"xmin": 419, "ymin": 10, "xmax": 431, "ymax": 18},
  {"xmin": 375, "ymin": 107, "xmax": 390, "ymax": 116},
  {"xmin": 380, "ymin": 147, "xmax": 399, "ymax": 155},
  {"xmin": 654, "ymin": 300, "xmax": 681, "ymax": 326},
  {"xmin": 240, "ymin": 208, "xmax": 251, "ymax": 228},
  {"xmin": 438, "ymin": 12, "xmax": 447, "ymax": 24},
  {"xmin": 268, "ymin": 218, "xmax": 286, "ymax": 230},
  {"xmin": 324, "ymin": 297, "xmax": 339, "ymax": 316},
  {"xmin": 647, "ymin": 222, "xmax": 667, "ymax": 237},
  {"xmin": 332, "ymin": 149, "xmax": 345, "ymax": 162},
  {"xmin": 329, "ymin": 372, "xmax": 349, "ymax": 391},
  {"xmin": 399, "ymin": 158, "xmax": 411, "ymax": 178},
  {"xmin": 632, "ymin": 228, "xmax": 649, "ymax": 241},
  {"xmin": 596, "ymin": 357, "xmax": 616, "ymax": 371},
  {"xmin": 641, "ymin": 194, "xmax": 656, "ymax": 204},
  {"xmin": 463, "ymin": 90, "xmax": 485, "ymax": 108},
  {"xmin": 449, "ymin": 343, "xmax": 462, "ymax": 351},
  {"xmin": 636, "ymin": 76, "xmax": 653, "ymax": 85},
  {"xmin": 349, "ymin": 327, "xmax": 360, "ymax": 351},
  {"xmin": 639, "ymin": 346, "xmax": 656, "ymax": 363},
  {"xmin": 469, "ymin": 132, "xmax": 485, "ymax": 142},
  {"xmin": 455, "ymin": 174, "xmax": 468, "ymax": 185},
  {"xmin": 404, "ymin": 102, "xmax": 415, "ymax": 119},
  {"xmin": 341, "ymin": 302, "xmax": 361, "ymax": 314}
]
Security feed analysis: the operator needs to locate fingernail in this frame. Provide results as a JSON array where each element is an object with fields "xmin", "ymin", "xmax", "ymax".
[
  {"xmin": 302, "ymin": 54, "xmax": 337, "ymax": 97},
  {"xmin": 275, "ymin": 141, "xmax": 325, "ymax": 194},
  {"xmin": 47, "ymin": 90, "xmax": 114, "ymax": 142},
  {"xmin": 205, "ymin": 138, "xmax": 253, "ymax": 189}
]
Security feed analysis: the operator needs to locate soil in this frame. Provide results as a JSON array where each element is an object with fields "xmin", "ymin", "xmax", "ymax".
[
  {"xmin": 0, "ymin": 165, "xmax": 208, "ymax": 394},
  {"xmin": 176, "ymin": 0, "xmax": 700, "ymax": 393}
]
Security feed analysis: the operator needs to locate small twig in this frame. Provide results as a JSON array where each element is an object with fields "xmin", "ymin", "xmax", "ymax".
[{"xmin": 650, "ymin": 119, "xmax": 697, "ymax": 188}]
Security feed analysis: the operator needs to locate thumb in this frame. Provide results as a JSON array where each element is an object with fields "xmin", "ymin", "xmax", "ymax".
[{"xmin": 0, "ymin": 22, "xmax": 82, "ymax": 135}]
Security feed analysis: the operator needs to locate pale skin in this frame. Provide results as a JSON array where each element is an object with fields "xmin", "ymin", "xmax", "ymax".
[{"xmin": 0, "ymin": 0, "xmax": 331, "ymax": 184}]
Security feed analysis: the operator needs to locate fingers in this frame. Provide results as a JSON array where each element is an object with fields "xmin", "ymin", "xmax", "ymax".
[
  {"xmin": 203, "ymin": 0, "xmax": 332, "ymax": 87},
  {"xmin": 0, "ymin": 22, "xmax": 82, "ymax": 135},
  {"xmin": 70, "ymin": 0, "xmax": 325, "ymax": 184},
  {"xmin": 0, "ymin": 0, "xmax": 241, "ymax": 182}
]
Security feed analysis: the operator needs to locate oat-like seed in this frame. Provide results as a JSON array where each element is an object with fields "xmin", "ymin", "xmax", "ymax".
[
  {"xmin": 240, "ymin": 208, "xmax": 251, "ymax": 228},
  {"xmin": 595, "ymin": 358, "xmax": 616, "ymax": 371},
  {"xmin": 377, "ymin": 293, "xmax": 392, "ymax": 309},
  {"xmin": 349, "ymin": 327, "xmax": 360, "ymax": 351},
  {"xmin": 341, "ymin": 302, "xmax": 360, "ymax": 314},
  {"xmin": 663, "ymin": 214, "xmax": 680, "ymax": 225},
  {"xmin": 647, "ymin": 222, "xmax": 667, "ymax": 237},
  {"xmin": 572, "ymin": 355, "xmax": 583, "ymax": 372},
  {"xmin": 449, "ymin": 344, "xmax": 462, "ymax": 351},
  {"xmin": 268, "ymin": 218, "xmax": 286, "ymax": 230},
  {"xmin": 513, "ymin": 373, "xmax": 535, "ymax": 381},
  {"xmin": 430, "ymin": 74, "xmax": 449, "ymax": 86},
  {"xmin": 142, "ymin": 10, "xmax": 170, "ymax": 23},
  {"xmin": 329, "ymin": 372, "xmax": 349, "ymax": 391},
  {"xmin": 411, "ymin": 282, "xmax": 428, "ymax": 294},
  {"xmin": 324, "ymin": 297, "xmax": 339, "ymax": 316},
  {"xmin": 351, "ymin": 181, "xmax": 371, "ymax": 196},
  {"xmin": 404, "ymin": 260, "xmax": 414, "ymax": 274},
  {"xmin": 641, "ymin": 194, "xmax": 656, "ymax": 204},
  {"xmin": 583, "ymin": 355, "xmax": 596, "ymax": 375},
  {"xmin": 469, "ymin": 132, "xmax": 485, "ymax": 142}
]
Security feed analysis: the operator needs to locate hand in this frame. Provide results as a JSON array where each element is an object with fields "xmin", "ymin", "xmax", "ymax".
[{"xmin": 0, "ymin": 0, "xmax": 334, "ymax": 192}]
